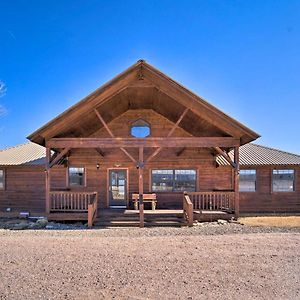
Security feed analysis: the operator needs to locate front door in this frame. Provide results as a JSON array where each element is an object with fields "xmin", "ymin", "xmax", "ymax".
[{"xmin": 109, "ymin": 170, "xmax": 127, "ymax": 207}]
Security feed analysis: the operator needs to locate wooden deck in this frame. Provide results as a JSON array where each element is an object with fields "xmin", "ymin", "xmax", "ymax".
[
  {"xmin": 45, "ymin": 190, "xmax": 236, "ymax": 227},
  {"xmin": 47, "ymin": 208, "xmax": 233, "ymax": 227}
]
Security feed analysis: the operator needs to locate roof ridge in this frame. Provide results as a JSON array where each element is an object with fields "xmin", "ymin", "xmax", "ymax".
[
  {"xmin": 250, "ymin": 143, "xmax": 300, "ymax": 157},
  {"xmin": 0, "ymin": 141, "xmax": 32, "ymax": 153}
]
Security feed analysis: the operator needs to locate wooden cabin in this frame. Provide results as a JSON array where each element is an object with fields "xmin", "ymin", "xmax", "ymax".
[{"xmin": 0, "ymin": 61, "xmax": 299, "ymax": 227}]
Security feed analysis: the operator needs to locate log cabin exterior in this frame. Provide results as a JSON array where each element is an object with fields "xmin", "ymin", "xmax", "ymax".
[{"xmin": 0, "ymin": 60, "xmax": 299, "ymax": 226}]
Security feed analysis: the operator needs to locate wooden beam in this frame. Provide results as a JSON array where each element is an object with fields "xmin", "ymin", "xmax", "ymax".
[
  {"xmin": 145, "ymin": 147, "xmax": 161, "ymax": 164},
  {"xmin": 47, "ymin": 137, "xmax": 240, "ymax": 149},
  {"xmin": 95, "ymin": 148, "xmax": 105, "ymax": 157},
  {"xmin": 94, "ymin": 109, "xmax": 114, "ymax": 137},
  {"xmin": 138, "ymin": 147, "xmax": 144, "ymax": 228},
  {"xmin": 94, "ymin": 109, "xmax": 137, "ymax": 164},
  {"xmin": 45, "ymin": 147, "xmax": 51, "ymax": 214},
  {"xmin": 167, "ymin": 107, "xmax": 189, "ymax": 137},
  {"xmin": 234, "ymin": 146, "xmax": 240, "ymax": 219},
  {"xmin": 146, "ymin": 107, "xmax": 189, "ymax": 163},
  {"xmin": 120, "ymin": 148, "xmax": 137, "ymax": 164},
  {"xmin": 213, "ymin": 146, "xmax": 236, "ymax": 168},
  {"xmin": 49, "ymin": 148, "xmax": 70, "ymax": 168},
  {"xmin": 176, "ymin": 147, "xmax": 186, "ymax": 157}
]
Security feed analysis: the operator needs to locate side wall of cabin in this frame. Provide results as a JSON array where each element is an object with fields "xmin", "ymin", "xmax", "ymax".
[
  {"xmin": 0, "ymin": 165, "xmax": 45, "ymax": 216},
  {"xmin": 1, "ymin": 163, "xmax": 299, "ymax": 215},
  {"xmin": 239, "ymin": 166, "xmax": 300, "ymax": 213}
]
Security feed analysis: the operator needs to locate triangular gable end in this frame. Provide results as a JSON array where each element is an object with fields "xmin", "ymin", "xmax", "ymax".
[{"xmin": 28, "ymin": 60, "xmax": 260, "ymax": 146}]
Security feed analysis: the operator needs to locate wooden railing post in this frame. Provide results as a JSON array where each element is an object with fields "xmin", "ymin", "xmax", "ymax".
[
  {"xmin": 138, "ymin": 147, "xmax": 144, "ymax": 228},
  {"xmin": 88, "ymin": 192, "xmax": 98, "ymax": 228},
  {"xmin": 234, "ymin": 146, "xmax": 240, "ymax": 219},
  {"xmin": 45, "ymin": 147, "xmax": 51, "ymax": 214},
  {"xmin": 183, "ymin": 192, "xmax": 193, "ymax": 227}
]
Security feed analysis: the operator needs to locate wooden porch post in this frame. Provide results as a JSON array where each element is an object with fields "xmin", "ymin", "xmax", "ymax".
[
  {"xmin": 138, "ymin": 146, "xmax": 144, "ymax": 228},
  {"xmin": 45, "ymin": 147, "xmax": 51, "ymax": 214},
  {"xmin": 234, "ymin": 146, "xmax": 240, "ymax": 219}
]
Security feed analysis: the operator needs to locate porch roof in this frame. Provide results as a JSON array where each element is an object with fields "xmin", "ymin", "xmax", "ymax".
[
  {"xmin": 27, "ymin": 60, "xmax": 259, "ymax": 147},
  {"xmin": 1, "ymin": 142, "xmax": 299, "ymax": 167}
]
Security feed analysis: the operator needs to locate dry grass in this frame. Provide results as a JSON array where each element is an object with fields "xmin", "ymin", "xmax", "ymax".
[{"xmin": 239, "ymin": 216, "xmax": 300, "ymax": 227}]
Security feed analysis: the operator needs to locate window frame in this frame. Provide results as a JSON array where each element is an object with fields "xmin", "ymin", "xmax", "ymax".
[
  {"xmin": 272, "ymin": 169, "xmax": 295, "ymax": 193},
  {"xmin": 239, "ymin": 169, "xmax": 257, "ymax": 192},
  {"xmin": 150, "ymin": 168, "xmax": 197, "ymax": 192},
  {"xmin": 67, "ymin": 166, "xmax": 86, "ymax": 188},
  {"xmin": 0, "ymin": 169, "xmax": 5, "ymax": 190}
]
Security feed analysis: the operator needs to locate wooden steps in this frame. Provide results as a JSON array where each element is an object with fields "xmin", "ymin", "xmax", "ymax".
[{"xmin": 94, "ymin": 209, "xmax": 185, "ymax": 227}]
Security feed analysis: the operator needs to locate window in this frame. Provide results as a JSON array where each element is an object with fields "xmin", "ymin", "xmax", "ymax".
[
  {"xmin": 152, "ymin": 169, "xmax": 196, "ymax": 192},
  {"xmin": 239, "ymin": 170, "xmax": 256, "ymax": 192},
  {"xmin": 0, "ymin": 169, "xmax": 4, "ymax": 189},
  {"xmin": 68, "ymin": 167, "xmax": 85, "ymax": 187},
  {"xmin": 130, "ymin": 119, "xmax": 150, "ymax": 138},
  {"xmin": 152, "ymin": 170, "xmax": 174, "ymax": 192},
  {"xmin": 272, "ymin": 169, "xmax": 294, "ymax": 192}
]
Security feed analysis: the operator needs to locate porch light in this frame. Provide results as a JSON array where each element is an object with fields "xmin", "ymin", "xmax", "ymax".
[{"xmin": 96, "ymin": 163, "xmax": 100, "ymax": 170}]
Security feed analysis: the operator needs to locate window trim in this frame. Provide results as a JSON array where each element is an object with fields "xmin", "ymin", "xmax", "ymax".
[
  {"xmin": 271, "ymin": 168, "xmax": 295, "ymax": 193},
  {"xmin": 67, "ymin": 166, "xmax": 87, "ymax": 188},
  {"xmin": 0, "ymin": 168, "xmax": 5, "ymax": 190},
  {"xmin": 239, "ymin": 169, "xmax": 257, "ymax": 193},
  {"xmin": 150, "ymin": 168, "xmax": 197, "ymax": 192}
]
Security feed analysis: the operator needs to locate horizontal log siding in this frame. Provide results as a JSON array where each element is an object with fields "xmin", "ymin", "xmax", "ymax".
[
  {"xmin": 0, "ymin": 111, "xmax": 299, "ymax": 214},
  {"xmin": 240, "ymin": 166, "xmax": 300, "ymax": 213},
  {"xmin": 0, "ymin": 166, "xmax": 45, "ymax": 213}
]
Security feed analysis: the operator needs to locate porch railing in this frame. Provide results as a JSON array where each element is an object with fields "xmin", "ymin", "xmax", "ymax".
[
  {"xmin": 186, "ymin": 191, "xmax": 235, "ymax": 212},
  {"xmin": 49, "ymin": 192, "xmax": 98, "ymax": 228},
  {"xmin": 183, "ymin": 192, "xmax": 193, "ymax": 227},
  {"xmin": 50, "ymin": 191, "xmax": 98, "ymax": 212},
  {"xmin": 88, "ymin": 194, "xmax": 98, "ymax": 228}
]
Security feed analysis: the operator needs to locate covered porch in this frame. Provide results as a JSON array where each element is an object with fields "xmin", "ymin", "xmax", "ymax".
[{"xmin": 45, "ymin": 134, "xmax": 240, "ymax": 228}]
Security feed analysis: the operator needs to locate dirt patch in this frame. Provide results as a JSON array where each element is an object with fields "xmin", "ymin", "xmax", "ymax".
[
  {"xmin": 239, "ymin": 216, "xmax": 300, "ymax": 227},
  {"xmin": 0, "ymin": 228, "xmax": 299, "ymax": 299}
]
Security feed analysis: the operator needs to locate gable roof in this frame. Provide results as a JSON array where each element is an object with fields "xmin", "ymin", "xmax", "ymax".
[
  {"xmin": 0, "ymin": 142, "xmax": 299, "ymax": 167},
  {"xmin": 217, "ymin": 143, "xmax": 300, "ymax": 166},
  {"xmin": 27, "ymin": 60, "xmax": 259, "ymax": 146}
]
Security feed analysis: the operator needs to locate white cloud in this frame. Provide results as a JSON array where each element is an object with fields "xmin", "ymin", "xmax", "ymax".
[{"xmin": 0, "ymin": 80, "xmax": 7, "ymax": 98}]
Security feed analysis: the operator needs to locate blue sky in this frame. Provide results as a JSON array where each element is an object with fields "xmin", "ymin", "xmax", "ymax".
[{"xmin": 0, "ymin": 0, "xmax": 299, "ymax": 153}]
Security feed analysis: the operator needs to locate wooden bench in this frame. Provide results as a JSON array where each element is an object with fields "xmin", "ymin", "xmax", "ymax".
[{"xmin": 132, "ymin": 193, "xmax": 157, "ymax": 210}]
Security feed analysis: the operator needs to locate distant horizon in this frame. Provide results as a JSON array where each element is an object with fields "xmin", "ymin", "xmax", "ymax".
[{"xmin": 1, "ymin": 1, "xmax": 299, "ymax": 154}]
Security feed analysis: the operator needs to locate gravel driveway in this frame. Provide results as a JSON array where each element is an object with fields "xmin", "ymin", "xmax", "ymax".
[{"xmin": 0, "ymin": 226, "xmax": 299, "ymax": 300}]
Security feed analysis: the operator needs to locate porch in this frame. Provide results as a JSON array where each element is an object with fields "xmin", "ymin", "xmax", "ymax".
[
  {"xmin": 44, "ymin": 133, "xmax": 240, "ymax": 228},
  {"xmin": 47, "ymin": 190, "xmax": 235, "ymax": 227},
  {"xmin": 47, "ymin": 191, "xmax": 98, "ymax": 228}
]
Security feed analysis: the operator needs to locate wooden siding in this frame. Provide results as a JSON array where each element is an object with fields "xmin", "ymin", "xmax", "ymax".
[
  {"xmin": 240, "ymin": 166, "xmax": 300, "ymax": 213},
  {"xmin": 0, "ymin": 110, "xmax": 299, "ymax": 215},
  {"xmin": 1, "ymin": 165, "xmax": 299, "ymax": 214},
  {"xmin": 0, "ymin": 166, "xmax": 45, "ymax": 213}
]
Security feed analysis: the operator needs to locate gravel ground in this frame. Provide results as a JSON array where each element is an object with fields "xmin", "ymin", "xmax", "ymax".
[{"xmin": 0, "ymin": 225, "xmax": 299, "ymax": 300}]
